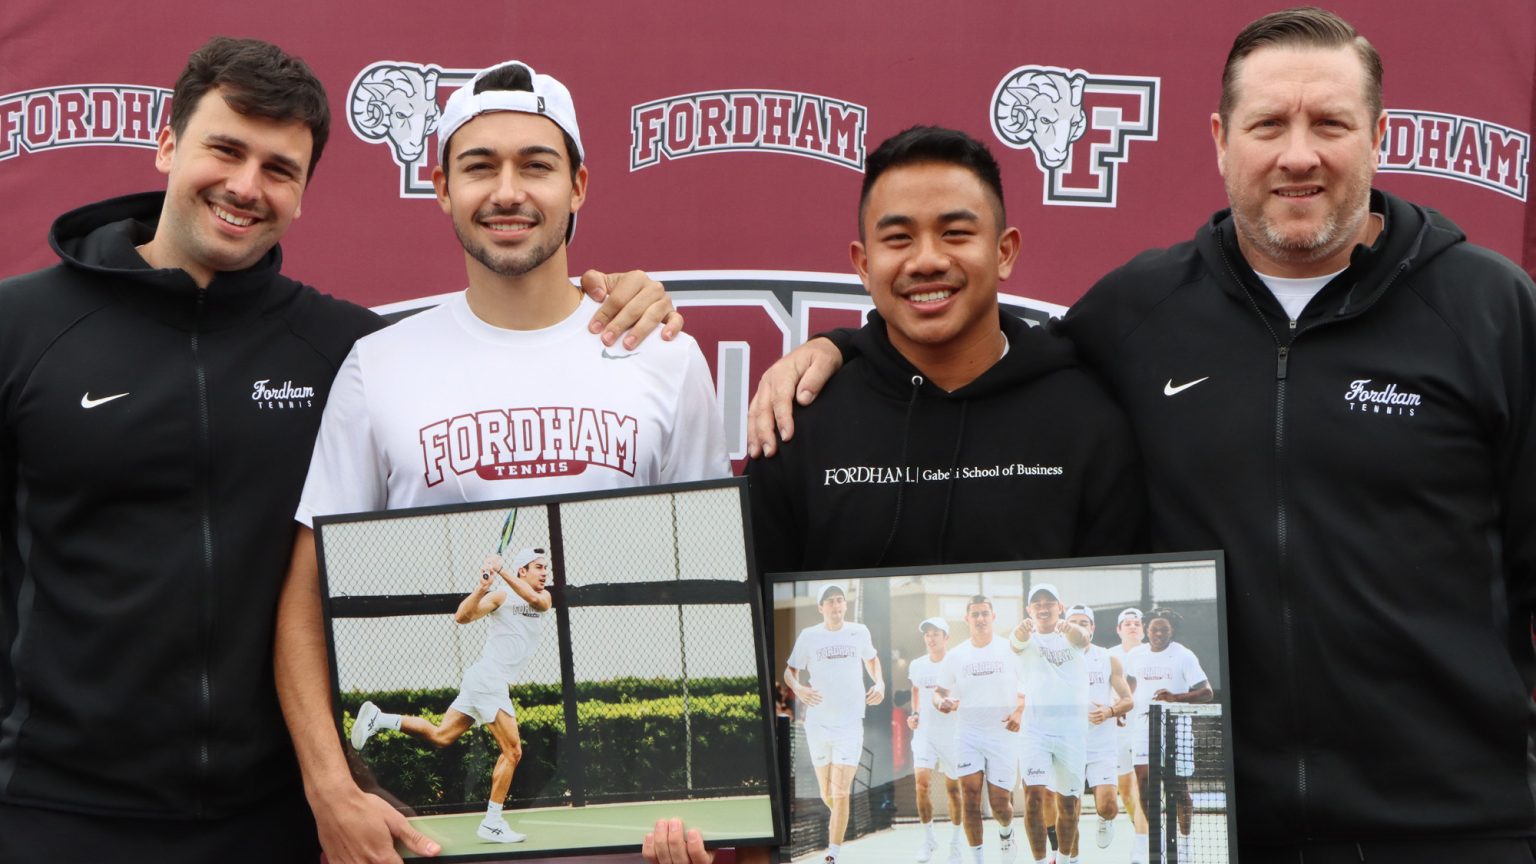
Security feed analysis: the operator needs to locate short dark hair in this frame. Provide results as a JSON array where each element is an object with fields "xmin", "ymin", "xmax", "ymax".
[
  {"xmin": 966, "ymin": 594, "xmax": 994, "ymax": 612},
  {"xmin": 858, "ymin": 126, "xmax": 1006, "ymax": 241},
  {"xmin": 1220, "ymin": 7, "xmax": 1383, "ymax": 130},
  {"xmin": 169, "ymin": 36, "xmax": 330, "ymax": 181},
  {"xmin": 1148, "ymin": 607, "xmax": 1183, "ymax": 633}
]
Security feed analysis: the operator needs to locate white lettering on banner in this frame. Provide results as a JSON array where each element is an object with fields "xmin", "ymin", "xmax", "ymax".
[
  {"xmin": 1379, "ymin": 110, "xmax": 1529, "ymax": 201},
  {"xmin": 630, "ymin": 89, "xmax": 866, "ymax": 171},
  {"xmin": 0, "ymin": 85, "xmax": 170, "ymax": 160}
]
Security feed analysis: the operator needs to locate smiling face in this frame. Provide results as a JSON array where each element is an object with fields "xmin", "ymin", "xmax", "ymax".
[
  {"xmin": 922, "ymin": 625, "xmax": 948, "ymax": 657},
  {"xmin": 1029, "ymin": 592, "xmax": 1062, "ymax": 630},
  {"xmin": 1147, "ymin": 617, "xmax": 1174, "ymax": 652},
  {"xmin": 1213, "ymin": 44, "xmax": 1385, "ymax": 278},
  {"xmin": 433, "ymin": 110, "xmax": 586, "ymax": 280},
  {"xmin": 149, "ymin": 88, "xmax": 311, "ymax": 286},
  {"xmin": 851, "ymin": 161, "xmax": 1019, "ymax": 362}
]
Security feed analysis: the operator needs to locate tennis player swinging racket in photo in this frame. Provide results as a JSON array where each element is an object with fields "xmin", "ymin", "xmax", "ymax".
[{"xmin": 352, "ymin": 510, "xmax": 552, "ymax": 844}]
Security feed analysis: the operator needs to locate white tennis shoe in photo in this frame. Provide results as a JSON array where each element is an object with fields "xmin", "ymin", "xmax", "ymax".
[
  {"xmin": 1096, "ymin": 815, "xmax": 1115, "ymax": 848},
  {"xmin": 916, "ymin": 834, "xmax": 938, "ymax": 862},
  {"xmin": 999, "ymin": 830, "xmax": 1018, "ymax": 864},
  {"xmin": 351, "ymin": 701, "xmax": 381, "ymax": 750},
  {"xmin": 476, "ymin": 817, "xmax": 526, "ymax": 843}
]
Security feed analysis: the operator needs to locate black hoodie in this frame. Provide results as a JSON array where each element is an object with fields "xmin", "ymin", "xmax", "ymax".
[
  {"xmin": 1061, "ymin": 189, "xmax": 1536, "ymax": 855},
  {"xmin": 0, "ymin": 192, "xmax": 382, "ymax": 818},
  {"xmin": 748, "ymin": 309, "xmax": 1144, "ymax": 572}
]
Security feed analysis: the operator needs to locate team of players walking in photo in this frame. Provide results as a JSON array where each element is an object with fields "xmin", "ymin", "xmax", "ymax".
[{"xmin": 788, "ymin": 586, "xmax": 1210, "ymax": 864}]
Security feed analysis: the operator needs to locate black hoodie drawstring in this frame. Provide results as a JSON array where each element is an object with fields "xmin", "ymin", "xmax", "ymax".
[
  {"xmin": 875, "ymin": 375, "xmax": 923, "ymax": 565},
  {"xmin": 934, "ymin": 401, "xmax": 969, "ymax": 564}
]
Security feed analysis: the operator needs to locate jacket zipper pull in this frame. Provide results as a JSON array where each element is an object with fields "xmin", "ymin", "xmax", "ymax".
[{"xmin": 1276, "ymin": 345, "xmax": 1289, "ymax": 380}]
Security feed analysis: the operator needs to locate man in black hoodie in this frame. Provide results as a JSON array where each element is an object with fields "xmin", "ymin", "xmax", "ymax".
[
  {"xmin": 0, "ymin": 37, "xmax": 680, "ymax": 864},
  {"xmin": 749, "ymin": 9, "xmax": 1536, "ymax": 863},
  {"xmin": 747, "ymin": 126, "xmax": 1142, "ymax": 578}
]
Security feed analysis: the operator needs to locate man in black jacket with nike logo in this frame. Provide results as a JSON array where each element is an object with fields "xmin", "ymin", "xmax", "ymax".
[{"xmin": 750, "ymin": 9, "xmax": 1536, "ymax": 863}]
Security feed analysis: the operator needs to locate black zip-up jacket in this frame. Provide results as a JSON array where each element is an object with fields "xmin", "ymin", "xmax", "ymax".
[
  {"xmin": 748, "ymin": 309, "xmax": 1143, "ymax": 572},
  {"xmin": 1061, "ymin": 190, "xmax": 1536, "ymax": 858},
  {"xmin": 0, "ymin": 192, "xmax": 383, "ymax": 818}
]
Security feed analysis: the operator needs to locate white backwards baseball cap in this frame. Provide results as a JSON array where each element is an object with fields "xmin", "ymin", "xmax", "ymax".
[
  {"xmin": 918, "ymin": 616, "xmax": 950, "ymax": 635},
  {"xmin": 436, "ymin": 61, "xmax": 584, "ymax": 168},
  {"xmin": 1117, "ymin": 607, "xmax": 1144, "ymax": 625},
  {"xmin": 509, "ymin": 547, "xmax": 547, "ymax": 572},
  {"xmin": 818, "ymin": 584, "xmax": 846, "ymax": 604},
  {"xmin": 1066, "ymin": 603, "xmax": 1094, "ymax": 621}
]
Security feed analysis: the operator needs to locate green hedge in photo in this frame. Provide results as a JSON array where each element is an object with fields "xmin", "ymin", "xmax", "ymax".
[{"xmin": 341, "ymin": 677, "xmax": 767, "ymax": 812}]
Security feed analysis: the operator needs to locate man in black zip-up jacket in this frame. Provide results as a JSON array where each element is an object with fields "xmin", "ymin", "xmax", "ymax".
[
  {"xmin": 0, "ymin": 39, "xmax": 384, "ymax": 863},
  {"xmin": 749, "ymin": 10, "xmax": 1536, "ymax": 863}
]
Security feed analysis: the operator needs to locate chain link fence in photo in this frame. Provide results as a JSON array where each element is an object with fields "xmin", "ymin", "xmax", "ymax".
[{"xmin": 319, "ymin": 482, "xmax": 773, "ymax": 821}]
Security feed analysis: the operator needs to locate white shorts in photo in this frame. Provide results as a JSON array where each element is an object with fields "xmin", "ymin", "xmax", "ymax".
[
  {"xmin": 912, "ymin": 729, "xmax": 959, "ymax": 780},
  {"xmin": 448, "ymin": 665, "xmax": 516, "ymax": 727},
  {"xmin": 954, "ymin": 725, "xmax": 1018, "ymax": 790},
  {"xmin": 1021, "ymin": 729, "xmax": 1086, "ymax": 796},
  {"xmin": 1085, "ymin": 756, "xmax": 1117, "ymax": 789},
  {"xmin": 805, "ymin": 719, "xmax": 864, "ymax": 768}
]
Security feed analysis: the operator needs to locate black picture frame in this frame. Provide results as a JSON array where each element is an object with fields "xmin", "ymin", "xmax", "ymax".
[
  {"xmin": 315, "ymin": 477, "xmax": 783, "ymax": 861},
  {"xmin": 768, "ymin": 552, "xmax": 1235, "ymax": 864}
]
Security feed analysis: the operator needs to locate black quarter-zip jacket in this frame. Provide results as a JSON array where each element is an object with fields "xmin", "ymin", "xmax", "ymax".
[
  {"xmin": 1061, "ymin": 190, "xmax": 1536, "ymax": 853},
  {"xmin": 0, "ymin": 192, "xmax": 383, "ymax": 818},
  {"xmin": 748, "ymin": 309, "xmax": 1144, "ymax": 572}
]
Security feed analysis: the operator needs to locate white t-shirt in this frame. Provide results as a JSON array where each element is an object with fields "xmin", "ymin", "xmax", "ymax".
[
  {"xmin": 788, "ymin": 622, "xmax": 878, "ymax": 724},
  {"xmin": 937, "ymin": 637, "xmax": 1024, "ymax": 732},
  {"xmin": 1126, "ymin": 641, "xmax": 1209, "ymax": 722},
  {"xmin": 1018, "ymin": 630, "xmax": 1089, "ymax": 735},
  {"xmin": 297, "ymin": 293, "xmax": 728, "ymax": 524},
  {"xmin": 908, "ymin": 653, "xmax": 957, "ymax": 743},
  {"xmin": 476, "ymin": 591, "xmax": 545, "ymax": 680}
]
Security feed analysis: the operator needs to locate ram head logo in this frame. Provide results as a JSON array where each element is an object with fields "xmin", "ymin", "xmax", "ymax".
[{"xmin": 348, "ymin": 63, "xmax": 443, "ymax": 165}]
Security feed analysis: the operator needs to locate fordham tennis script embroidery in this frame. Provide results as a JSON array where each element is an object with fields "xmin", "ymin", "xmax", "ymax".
[{"xmin": 419, "ymin": 406, "xmax": 639, "ymax": 485}]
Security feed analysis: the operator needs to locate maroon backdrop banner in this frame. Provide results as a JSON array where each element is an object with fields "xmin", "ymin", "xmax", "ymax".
[{"xmin": 3, "ymin": 0, "xmax": 1532, "ymax": 461}]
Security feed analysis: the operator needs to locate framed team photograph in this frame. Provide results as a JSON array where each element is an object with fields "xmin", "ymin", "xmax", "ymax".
[
  {"xmin": 770, "ymin": 553, "xmax": 1234, "ymax": 864},
  {"xmin": 315, "ymin": 478, "xmax": 781, "ymax": 861}
]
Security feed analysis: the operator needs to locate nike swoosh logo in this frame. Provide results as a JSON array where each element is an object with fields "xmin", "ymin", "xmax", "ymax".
[
  {"xmin": 81, "ymin": 392, "xmax": 130, "ymax": 408},
  {"xmin": 600, "ymin": 348, "xmax": 638, "ymax": 360},
  {"xmin": 1163, "ymin": 377, "xmax": 1210, "ymax": 396}
]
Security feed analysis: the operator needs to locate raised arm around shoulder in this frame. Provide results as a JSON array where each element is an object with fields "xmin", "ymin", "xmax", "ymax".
[
  {"xmin": 274, "ymin": 525, "xmax": 441, "ymax": 864},
  {"xmin": 745, "ymin": 336, "xmax": 846, "ymax": 458},
  {"xmin": 581, "ymin": 269, "xmax": 682, "ymax": 350}
]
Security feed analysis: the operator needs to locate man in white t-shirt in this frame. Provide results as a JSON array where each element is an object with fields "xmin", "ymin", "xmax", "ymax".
[
  {"xmin": 1064, "ymin": 605, "xmax": 1133, "ymax": 863},
  {"xmin": 271, "ymin": 58, "xmax": 730, "ymax": 864},
  {"xmin": 1110, "ymin": 608, "xmax": 1148, "ymax": 857},
  {"xmin": 907, "ymin": 617, "xmax": 963, "ymax": 864},
  {"xmin": 350, "ymin": 547, "xmax": 551, "ymax": 843},
  {"xmin": 785, "ymin": 584, "xmax": 884, "ymax": 864},
  {"xmin": 1125, "ymin": 608, "xmax": 1212, "ymax": 862},
  {"xmin": 934, "ymin": 595, "xmax": 1024, "ymax": 864},
  {"xmin": 1010, "ymin": 584, "xmax": 1089, "ymax": 864}
]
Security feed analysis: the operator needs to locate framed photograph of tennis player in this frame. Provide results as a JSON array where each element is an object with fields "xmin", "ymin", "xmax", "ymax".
[
  {"xmin": 315, "ymin": 478, "xmax": 781, "ymax": 861},
  {"xmin": 769, "ymin": 552, "xmax": 1234, "ymax": 864}
]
